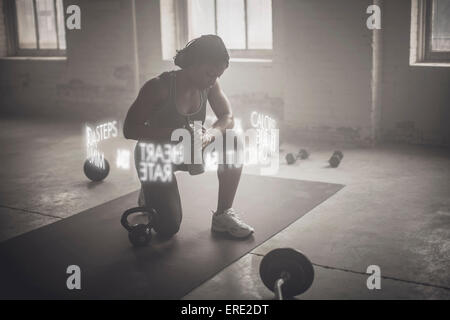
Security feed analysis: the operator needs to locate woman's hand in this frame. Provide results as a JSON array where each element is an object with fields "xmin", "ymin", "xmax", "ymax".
[{"xmin": 201, "ymin": 128, "xmax": 216, "ymax": 149}]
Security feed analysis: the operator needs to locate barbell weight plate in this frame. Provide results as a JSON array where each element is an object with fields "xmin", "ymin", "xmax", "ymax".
[{"xmin": 259, "ymin": 248, "xmax": 314, "ymax": 298}]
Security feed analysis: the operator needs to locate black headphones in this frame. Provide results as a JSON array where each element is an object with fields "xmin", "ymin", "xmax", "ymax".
[{"xmin": 121, "ymin": 207, "xmax": 156, "ymax": 247}]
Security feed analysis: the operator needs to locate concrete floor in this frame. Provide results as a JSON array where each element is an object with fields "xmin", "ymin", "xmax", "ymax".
[{"xmin": 0, "ymin": 117, "xmax": 449, "ymax": 299}]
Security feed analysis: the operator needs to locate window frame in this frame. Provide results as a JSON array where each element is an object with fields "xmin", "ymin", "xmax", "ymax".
[
  {"xmin": 5, "ymin": 0, "xmax": 67, "ymax": 57},
  {"xmin": 178, "ymin": 0, "xmax": 273, "ymax": 60},
  {"xmin": 412, "ymin": 0, "xmax": 450, "ymax": 64}
]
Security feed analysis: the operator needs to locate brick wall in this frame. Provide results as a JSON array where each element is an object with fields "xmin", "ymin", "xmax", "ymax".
[
  {"xmin": 2, "ymin": 0, "xmax": 446, "ymax": 146},
  {"xmin": 0, "ymin": 0, "xmax": 7, "ymax": 57},
  {"xmin": 381, "ymin": 0, "xmax": 450, "ymax": 146},
  {"xmin": 275, "ymin": 0, "xmax": 374, "ymax": 144},
  {"xmin": 0, "ymin": 0, "xmax": 137, "ymax": 122},
  {"xmin": 0, "ymin": 0, "xmax": 373, "ymax": 144}
]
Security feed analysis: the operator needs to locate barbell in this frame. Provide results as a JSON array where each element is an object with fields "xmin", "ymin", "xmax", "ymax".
[{"xmin": 259, "ymin": 248, "xmax": 314, "ymax": 299}]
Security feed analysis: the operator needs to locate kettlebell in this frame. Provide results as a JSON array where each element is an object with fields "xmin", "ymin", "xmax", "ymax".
[{"xmin": 121, "ymin": 207, "xmax": 156, "ymax": 247}]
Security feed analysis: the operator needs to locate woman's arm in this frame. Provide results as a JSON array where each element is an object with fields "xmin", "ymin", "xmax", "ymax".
[
  {"xmin": 207, "ymin": 80, "xmax": 234, "ymax": 134},
  {"xmin": 123, "ymin": 78, "xmax": 173, "ymax": 140}
]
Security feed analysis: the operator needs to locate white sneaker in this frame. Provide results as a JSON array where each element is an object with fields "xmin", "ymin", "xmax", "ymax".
[{"xmin": 211, "ymin": 208, "xmax": 254, "ymax": 238}]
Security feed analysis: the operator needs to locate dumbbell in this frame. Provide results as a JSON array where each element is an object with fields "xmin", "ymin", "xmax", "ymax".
[
  {"xmin": 285, "ymin": 149, "xmax": 309, "ymax": 165},
  {"xmin": 328, "ymin": 150, "xmax": 344, "ymax": 168},
  {"xmin": 83, "ymin": 158, "xmax": 110, "ymax": 181},
  {"xmin": 259, "ymin": 248, "xmax": 314, "ymax": 300},
  {"xmin": 121, "ymin": 207, "xmax": 156, "ymax": 247}
]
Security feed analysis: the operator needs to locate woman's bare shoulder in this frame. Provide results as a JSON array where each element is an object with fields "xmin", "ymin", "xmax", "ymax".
[{"xmin": 139, "ymin": 72, "xmax": 172, "ymax": 103}]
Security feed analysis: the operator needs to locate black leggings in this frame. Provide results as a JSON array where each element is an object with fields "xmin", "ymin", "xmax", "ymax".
[
  {"xmin": 134, "ymin": 133, "xmax": 242, "ymax": 238},
  {"xmin": 134, "ymin": 144, "xmax": 184, "ymax": 238}
]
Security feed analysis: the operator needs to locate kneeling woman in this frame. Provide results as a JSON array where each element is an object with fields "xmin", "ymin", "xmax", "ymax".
[{"xmin": 123, "ymin": 35, "xmax": 254, "ymax": 239}]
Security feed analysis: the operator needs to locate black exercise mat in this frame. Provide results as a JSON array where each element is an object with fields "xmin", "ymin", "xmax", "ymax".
[{"xmin": 0, "ymin": 173, "xmax": 343, "ymax": 299}]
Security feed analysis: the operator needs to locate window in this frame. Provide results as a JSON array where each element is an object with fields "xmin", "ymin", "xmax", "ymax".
[
  {"xmin": 5, "ymin": 0, "xmax": 66, "ymax": 56},
  {"xmin": 161, "ymin": 0, "xmax": 273, "ymax": 61},
  {"xmin": 411, "ymin": 0, "xmax": 450, "ymax": 65}
]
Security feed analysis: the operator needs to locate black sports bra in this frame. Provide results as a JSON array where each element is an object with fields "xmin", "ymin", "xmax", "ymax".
[{"xmin": 148, "ymin": 70, "xmax": 209, "ymax": 129}]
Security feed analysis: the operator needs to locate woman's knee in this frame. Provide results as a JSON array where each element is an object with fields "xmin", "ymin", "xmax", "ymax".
[
  {"xmin": 154, "ymin": 217, "xmax": 181, "ymax": 238},
  {"xmin": 152, "ymin": 203, "xmax": 182, "ymax": 238}
]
